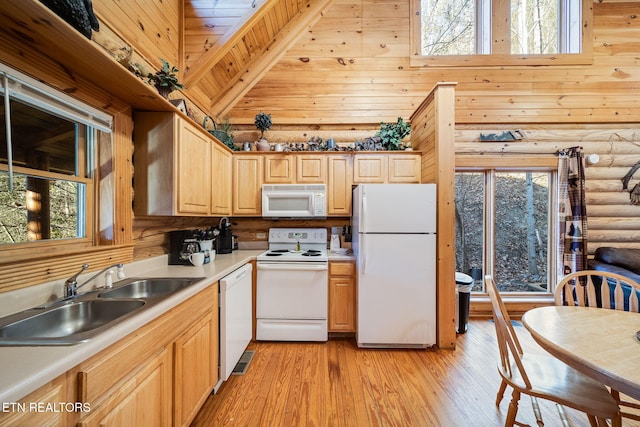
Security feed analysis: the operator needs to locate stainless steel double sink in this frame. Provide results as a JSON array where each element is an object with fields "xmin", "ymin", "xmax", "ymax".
[{"xmin": 0, "ymin": 277, "xmax": 205, "ymax": 346}]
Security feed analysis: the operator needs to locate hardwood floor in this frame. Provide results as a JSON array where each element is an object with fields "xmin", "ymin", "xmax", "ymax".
[{"xmin": 192, "ymin": 319, "xmax": 640, "ymax": 426}]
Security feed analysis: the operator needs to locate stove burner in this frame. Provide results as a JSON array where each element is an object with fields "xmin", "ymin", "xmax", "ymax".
[
  {"xmin": 302, "ymin": 252, "xmax": 321, "ymax": 257},
  {"xmin": 265, "ymin": 252, "xmax": 283, "ymax": 256},
  {"xmin": 271, "ymin": 249, "xmax": 289, "ymax": 253},
  {"xmin": 306, "ymin": 250, "xmax": 321, "ymax": 253}
]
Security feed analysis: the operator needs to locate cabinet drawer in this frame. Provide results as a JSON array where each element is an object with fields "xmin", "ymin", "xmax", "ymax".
[{"xmin": 329, "ymin": 262, "xmax": 354, "ymax": 276}]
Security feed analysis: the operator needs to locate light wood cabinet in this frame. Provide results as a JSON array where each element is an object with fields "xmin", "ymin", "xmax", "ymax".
[
  {"xmin": 296, "ymin": 154, "xmax": 326, "ymax": 183},
  {"xmin": 233, "ymin": 155, "xmax": 263, "ymax": 215},
  {"xmin": 211, "ymin": 143, "xmax": 232, "ymax": 215},
  {"xmin": 353, "ymin": 154, "xmax": 387, "ymax": 183},
  {"xmin": 388, "ymin": 153, "xmax": 421, "ymax": 183},
  {"xmin": 177, "ymin": 124, "xmax": 212, "ymax": 214},
  {"xmin": 74, "ymin": 283, "xmax": 218, "ymax": 427},
  {"xmin": 134, "ymin": 112, "xmax": 232, "ymax": 216},
  {"xmin": 327, "ymin": 154, "xmax": 353, "ymax": 216},
  {"xmin": 0, "ymin": 375, "xmax": 72, "ymax": 427},
  {"xmin": 328, "ymin": 261, "xmax": 356, "ymax": 332},
  {"xmin": 3, "ymin": 279, "xmax": 224, "ymax": 427},
  {"xmin": 353, "ymin": 153, "xmax": 421, "ymax": 184},
  {"xmin": 173, "ymin": 312, "xmax": 218, "ymax": 427},
  {"xmin": 263, "ymin": 154, "xmax": 326, "ymax": 184},
  {"xmin": 77, "ymin": 349, "xmax": 172, "ymax": 427},
  {"xmin": 264, "ymin": 154, "xmax": 295, "ymax": 183}
]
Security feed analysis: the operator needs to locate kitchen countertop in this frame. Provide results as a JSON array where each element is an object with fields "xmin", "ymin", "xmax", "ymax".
[
  {"xmin": 328, "ymin": 250, "xmax": 356, "ymax": 261},
  {"xmin": 0, "ymin": 250, "xmax": 263, "ymax": 404}
]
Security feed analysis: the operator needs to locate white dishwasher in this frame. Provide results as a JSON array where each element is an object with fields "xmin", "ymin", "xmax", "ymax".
[{"xmin": 215, "ymin": 263, "xmax": 252, "ymax": 392}]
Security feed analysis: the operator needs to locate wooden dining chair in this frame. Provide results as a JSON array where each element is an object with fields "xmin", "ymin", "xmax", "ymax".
[
  {"xmin": 555, "ymin": 270, "xmax": 640, "ymax": 421},
  {"xmin": 485, "ymin": 275, "xmax": 622, "ymax": 427},
  {"xmin": 555, "ymin": 270, "xmax": 640, "ymax": 312}
]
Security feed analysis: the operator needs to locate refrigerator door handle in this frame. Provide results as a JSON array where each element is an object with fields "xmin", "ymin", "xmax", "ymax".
[
  {"xmin": 360, "ymin": 234, "xmax": 366, "ymax": 275},
  {"xmin": 361, "ymin": 190, "xmax": 367, "ymax": 231}
]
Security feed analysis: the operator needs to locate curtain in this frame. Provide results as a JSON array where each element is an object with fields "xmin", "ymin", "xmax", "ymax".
[{"xmin": 557, "ymin": 147, "xmax": 588, "ymax": 280}]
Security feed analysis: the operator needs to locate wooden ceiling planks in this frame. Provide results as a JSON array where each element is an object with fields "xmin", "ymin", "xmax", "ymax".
[
  {"xmin": 196, "ymin": 0, "xmax": 337, "ymax": 119},
  {"xmin": 184, "ymin": 0, "xmax": 278, "ymax": 86},
  {"xmin": 184, "ymin": 0, "xmax": 256, "ymax": 71}
]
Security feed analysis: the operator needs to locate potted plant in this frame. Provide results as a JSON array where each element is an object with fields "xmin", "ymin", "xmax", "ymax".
[
  {"xmin": 147, "ymin": 58, "xmax": 183, "ymax": 99},
  {"xmin": 203, "ymin": 116, "xmax": 238, "ymax": 151},
  {"xmin": 377, "ymin": 117, "xmax": 411, "ymax": 150},
  {"xmin": 254, "ymin": 111, "xmax": 272, "ymax": 151}
]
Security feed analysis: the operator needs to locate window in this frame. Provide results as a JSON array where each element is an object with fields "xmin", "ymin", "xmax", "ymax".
[
  {"xmin": 411, "ymin": 0, "xmax": 592, "ymax": 66},
  {"xmin": 0, "ymin": 64, "xmax": 111, "ymax": 245},
  {"xmin": 455, "ymin": 168, "xmax": 556, "ymax": 293}
]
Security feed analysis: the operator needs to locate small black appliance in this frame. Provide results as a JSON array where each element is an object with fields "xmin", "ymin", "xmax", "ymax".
[
  {"xmin": 216, "ymin": 217, "xmax": 233, "ymax": 254},
  {"xmin": 169, "ymin": 230, "xmax": 201, "ymax": 265}
]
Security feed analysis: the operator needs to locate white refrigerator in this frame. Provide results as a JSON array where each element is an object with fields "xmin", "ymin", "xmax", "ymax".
[{"xmin": 352, "ymin": 184, "xmax": 437, "ymax": 348}]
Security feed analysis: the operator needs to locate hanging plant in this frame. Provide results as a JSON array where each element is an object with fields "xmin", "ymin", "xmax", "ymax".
[
  {"xmin": 377, "ymin": 117, "xmax": 411, "ymax": 150},
  {"xmin": 147, "ymin": 58, "xmax": 183, "ymax": 99}
]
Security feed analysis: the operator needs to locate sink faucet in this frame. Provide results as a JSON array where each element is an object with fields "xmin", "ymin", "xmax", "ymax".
[{"xmin": 64, "ymin": 263, "xmax": 125, "ymax": 297}]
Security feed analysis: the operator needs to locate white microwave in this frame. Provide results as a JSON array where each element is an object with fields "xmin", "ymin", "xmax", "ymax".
[{"xmin": 262, "ymin": 184, "xmax": 326, "ymax": 218}]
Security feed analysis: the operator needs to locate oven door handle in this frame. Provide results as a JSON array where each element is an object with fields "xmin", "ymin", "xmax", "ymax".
[{"xmin": 257, "ymin": 263, "xmax": 328, "ymax": 271}]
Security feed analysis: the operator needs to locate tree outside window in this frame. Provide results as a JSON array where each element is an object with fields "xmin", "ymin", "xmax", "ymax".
[
  {"xmin": 455, "ymin": 170, "xmax": 553, "ymax": 293},
  {"xmin": 412, "ymin": 0, "xmax": 589, "ymax": 66}
]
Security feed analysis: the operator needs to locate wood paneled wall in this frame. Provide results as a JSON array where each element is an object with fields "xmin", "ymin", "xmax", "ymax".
[
  {"xmin": 411, "ymin": 83, "xmax": 457, "ymax": 349},
  {"xmin": 229, "ymin": 0, "xmax": 640, "ymax": 125}
]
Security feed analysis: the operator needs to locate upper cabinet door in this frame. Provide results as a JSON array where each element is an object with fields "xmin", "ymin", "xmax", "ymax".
[
  {"xmin": 327, "ymin": 155, "xmax": 352, "ymax": 216},
  {"xmin": 264, "ymin": 155, "xmax": 295, "ymax": 183},
  {"xmin": 353, "ymin": 154, "xmax": 387, "ymax": 183},
  {"xmin": 232, "ymin": 155, "xmax": 263, "ymax": 215},
  {"xmin": 388, "ymin": 154, "xmax": 421, "ymax": 183},
  {"xmin": 177, "ymin": 123, "xmax": 212, "ymax": 214},
  {"xmin": 134, "ymin": 112, "xmax": 215, "ymax": 216},
  {"xmin": 211, "ymin": 144, "xmax": 232, "ymax": 215},
  {"xmin": 296, "ymin": 154, "xmax": 326, "ymax": 183},
  {"xmin": 353, "ymin": 153, "xmax": 421, "ymax": 184}
]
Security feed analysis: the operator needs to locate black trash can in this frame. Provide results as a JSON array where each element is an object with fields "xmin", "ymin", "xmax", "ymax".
[{"xmin": 455, "ymin": 272, "xmax": 473, "ymax": 334}]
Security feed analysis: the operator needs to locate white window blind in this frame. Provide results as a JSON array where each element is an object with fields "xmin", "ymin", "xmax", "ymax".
[{"xmin": 0, "ymin": 63, "xmax": 112, "ymax": 133}]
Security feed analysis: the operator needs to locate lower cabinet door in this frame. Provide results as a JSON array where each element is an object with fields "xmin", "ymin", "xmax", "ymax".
[
  {"xmin": 78, "ymin": 348, "xmax": 172, "ymax": 427},
  {"xmin": 173, "ymin": 312, "xmax": 217, "ymax": 427}
]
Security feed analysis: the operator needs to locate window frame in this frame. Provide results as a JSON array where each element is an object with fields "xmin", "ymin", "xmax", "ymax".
[
  {"xmin": 410, "ymin": 0, "xmax": 593, "ymax": 67},
  {"xmin": 0, "ymin": 65, "xmax": 109, "ymax": 249},
  {"xmin": 456, "ymin": 155, "xmax": 559, "ymax": 296}
]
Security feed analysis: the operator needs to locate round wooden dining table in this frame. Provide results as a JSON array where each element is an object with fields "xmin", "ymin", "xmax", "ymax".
[{"xmin": 522, "ymin": 305, "xmax": 640, "ymax": 401}]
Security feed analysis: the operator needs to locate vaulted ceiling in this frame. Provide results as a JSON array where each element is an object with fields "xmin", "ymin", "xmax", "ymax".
[{"xmin": 182, "ymin": 0, "xmax": 335, "ymax": 120}]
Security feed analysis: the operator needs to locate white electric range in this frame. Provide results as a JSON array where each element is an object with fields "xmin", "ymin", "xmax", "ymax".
[{"xmin": 256, "ymin": 228, "xmax": 328, "ymax": 341}]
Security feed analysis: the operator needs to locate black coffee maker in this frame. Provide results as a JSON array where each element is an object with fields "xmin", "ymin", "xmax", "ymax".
[
  {"xmin": 216, "ymin": 217, "xmax": 233, "ymax": 254},
  {"xmin": 169, "ymin": 230, "xmax": 201, "ymax": 265}
]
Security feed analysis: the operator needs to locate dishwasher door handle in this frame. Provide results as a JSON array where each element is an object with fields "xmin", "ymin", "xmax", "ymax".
[
  {"xmin": 257, "ymin": 263, "xmax": 328, "ymax": 272},
  {"xmin": 234, "ymin": 270, "xmax": 248, "ymax": 281}
]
